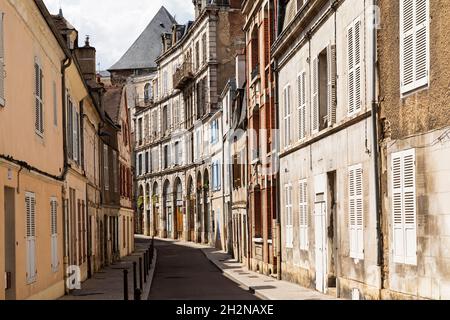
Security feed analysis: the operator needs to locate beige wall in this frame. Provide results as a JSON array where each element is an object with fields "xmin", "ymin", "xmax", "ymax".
[{"xmin": 0, "ymin": 0, "xmax": 66, "ymax": 300}]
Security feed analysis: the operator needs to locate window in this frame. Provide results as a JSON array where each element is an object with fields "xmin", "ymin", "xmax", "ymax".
[
  {"xmin": 285, "ymin": 184, "xmax": 293, "ymax": 248},
  {"xmin": 173, "ymin": 100, "xmax": 180, "ymax": 128},
  {"xmin": 144, "ymin": 83, "xmax": 152, "ymax": 103},
  {"xmin": 138, "ymin": 117, "xmax": 143, "ymax": 143},
  {"xmin": 0, "ymin": 12, "xmax": 4, "ymax": 107},
  {"xmin": 299, "ymin": 180, "xmax": 308, "ymax": 250},
  {"xmin": 348, "ymin": 19, "xmax": 362, "ymax": 115},
  {"xmin": 212, "ymin": 161, "xmax": 221, "ymax": 191},
  {"xmin": 174, "ymin": 141, "xmax": 182, "ymax": 166},
  {"xmin": 113, "ymin": 151, "xmax": 118, "ymax": 193},
  {"xmin": 144, "ymin": 115, "xmax": 149, "ymax": 139},
  {"xmin": 202, "ymin": 33, "xmax": 207, "ymax": 65},
  {"xmin": 297, "ymin": 72, "xmax": 307, "ymax": 140},
  {"xmin": 145, "ymin": 151, "xmax": 150, "ymax": 173},
  {"xmin": 163, "ymin": 145, "xmax": 171, "ymax": 169},
  {"xmin": 73, "ymin": 110, "xmax": 79, "ymax": 162},
  {"xmin": 67, "ymin": 96, "xmax": 73, "ymax": 159},
  {"xmin": 26, "ymin": 192, "xmax": 37, "ymax": 283},
  {"xmin": 349, "ymin": 164, "xmax": 364, "ymax": 260},
  {"xmin": 211, "ymin": 119, "xmax": 219, "ymax": 144},
  {"xmin": 35, "ymin": 61, "xmax": 44, "ymax": 135},
  {"xmin": 151, "ymin": 110, "xmax": 158, "ymax": 136},
  {"xmin": 312, "ymin": 46, "xmax": 336, "ymax": 132},
  {"xmin": 104, "ymin": 145, "xmax": 109, "ymax": 191},
  {"xmin": 400, "ymin": 0, "xmax": 429, "ymax": 94},
  {"xmin": 162, "ymin": 105, "xmax": 168, "ymax": 133},
  {"xmin": 392, "ymin": 149, "xmax": 417, "ymax": 265},
  {"xmin": 138, "ymin": 153, "xmax": 143, "ymax": 176},
  {"xmin": 283, "ymin": 85, "xmax": 291, "ymax": 148},
  {"xmin": 50, "ymin": 197, "xmax": 59, "ymax": 272},
  {"xmin": 163, "ymin": 71, "xmax": 168, "ymax": 96}
]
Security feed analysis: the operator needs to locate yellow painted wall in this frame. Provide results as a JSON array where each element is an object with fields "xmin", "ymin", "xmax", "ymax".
[{"xmin": 0, "ymin": 0, "xmax": 66, "ymax": 300}]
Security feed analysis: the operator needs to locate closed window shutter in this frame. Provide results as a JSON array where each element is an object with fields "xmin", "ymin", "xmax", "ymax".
[
  {"xmin": 299, "ymin": 180, "xmax": 308, "ymax": 250},
  {"xmin": 349, "ymin": 164, "xmax": 364, "ymax": 259},
  {"xmin": 284, "ymin": 86, "xmax": 291, "ymax": 147},
  {"xmin": 113, "ymin": 151, "xmax": 118, "ymax": 193},
  {"xmin": 348, "ymin": 20, "xmax": 362, "ymax": 115},
  {"xmin": 298, "ymin": 72, "xmax": 307, "ymax": 140},
  {"xmin": 51, "ymin": 198, "xmax": 59, "ymax": 271},
  {"xmin": 67, "ymin": 97, "xmax": 73, "ymax": 160},
  {"xmin": 392, "ymin": 149, "xmax": 417, "ymax": 265},
  {"xmin": 327, "ymin": 44, "xmax": 337, "ymax": 126},
  {"xmin": 73, "ymin": 111, "xmax": 79, "ymax": 162},
  {"xmin": 26, "ymin": 192, "xmax": 37, "ymax": 283},
  {"xmin": 312, "ymin": 58, "xmax": 319, "ymax": 132},
  {"xmin": 35, "ymin": 62, "xmax": 44, "ymax": 135},
  {"xmin": 285, "ymin": 184, "xmax": 293, "ymax": 248},
  {"xmin": 0, "ymin": 13, "xmax": 5, "ymax": 106},
  {"xmin": 104, "ymin": 145, "xmax": 109, "ymax": 191},
  {"xmin": 400, "ymin": 0, "xmax": 429, "ymax": 93}
]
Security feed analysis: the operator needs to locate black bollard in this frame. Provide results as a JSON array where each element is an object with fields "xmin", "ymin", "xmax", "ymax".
[
  {"xmin": 123, "ymin": 269, "xmax": 129, "ymax": 301},
  {"xmin": 134, "ymin": 288, "xmax": 142, "ymax": 301},
  {"xmin": 133, "ymin": 261, "xmax": 137, "ymax": 293},
  {"xmin": 139, "ymin": 257, "xmax": 143, "ymax": 289}
]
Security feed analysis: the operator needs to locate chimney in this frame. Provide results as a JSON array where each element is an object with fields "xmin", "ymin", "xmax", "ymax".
[{"xmin": 74, "ymin": 36, "xmax": 97, "ymax": 84}]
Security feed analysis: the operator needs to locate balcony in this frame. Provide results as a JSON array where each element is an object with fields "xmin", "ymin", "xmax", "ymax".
[{"xmin": 173, "ymin": 62, "xmax": 194, "ymax": 90}]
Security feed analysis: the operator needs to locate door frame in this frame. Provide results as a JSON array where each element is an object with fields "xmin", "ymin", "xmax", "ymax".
[{"xmin": 315, "ymin": 200, "xmax": 327, "ymax": 293}]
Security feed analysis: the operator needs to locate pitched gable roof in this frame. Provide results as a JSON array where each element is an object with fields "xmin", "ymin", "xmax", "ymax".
[
  {"xmin": 103, "ymin": 86, "xmax": 124, "ymax": 124},
  {"xmin": 109, "ymin": 6, "xmax": 176, "ymax": 71}
]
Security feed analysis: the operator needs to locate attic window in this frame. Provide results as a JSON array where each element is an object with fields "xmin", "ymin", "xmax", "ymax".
[{"xmin": 160, "ymin": 23, "xmax": 165, "ymax": 28}]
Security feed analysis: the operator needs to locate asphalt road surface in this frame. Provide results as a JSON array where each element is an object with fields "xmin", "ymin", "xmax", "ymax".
[{"xmin": 148, "ymin": 240, "xmax": 259, "ymax": 300}]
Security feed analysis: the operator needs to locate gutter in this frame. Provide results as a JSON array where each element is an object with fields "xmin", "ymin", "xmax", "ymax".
[{"xmin": 370, "ymin": 0, "xmax": 384, "ymax": 280}]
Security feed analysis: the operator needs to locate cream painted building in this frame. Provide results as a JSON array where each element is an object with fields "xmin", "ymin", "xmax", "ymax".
[
  {"xmin": 0, "ymin": 0, "xmax": 69, "ymax": 300},
  {"xmin": 273, "ymin": 0, "xmax": 380, "ymax": 299}
]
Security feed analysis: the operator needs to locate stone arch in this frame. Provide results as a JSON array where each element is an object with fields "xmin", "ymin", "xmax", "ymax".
[
  {"xmin": 152, "ymin": 181, "xmax": 160, "ymax": 237},
  {"xmin": 162, "ymin": 179, "xmax": 172, "ymax": 238},
  {"xmin": 173, "ymin": 177, "xmax": 184, "ymax": 240}
]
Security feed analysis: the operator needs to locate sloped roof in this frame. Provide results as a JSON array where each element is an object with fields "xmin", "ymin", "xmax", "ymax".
[
  {"xmin": 109, "ymin": 6, "xmax": 176, "ymax": 71},
  {"xmin": 103, "ymin": 86, "xmax": 123, "ymax": 124}
]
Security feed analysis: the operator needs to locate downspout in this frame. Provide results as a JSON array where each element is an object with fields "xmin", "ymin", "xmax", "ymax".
[
  {"xmin": 273, "ymin": 59, "xmax": 281, "ymax": 281},
  {"xmin": 61, "ymin": 56, "xmax": 72, "ymax": 294},
  {"xmin": 370, "ymin": 0, "xmax": 384, "ymax": 288},
  {"xmin": 274, "ymin": 0, "xmax": 285, "ymax": 281}
]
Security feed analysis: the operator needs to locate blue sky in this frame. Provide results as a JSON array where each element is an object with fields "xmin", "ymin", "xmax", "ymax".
[{"xmin": 43, "ymin": 0, "xmax": 193, "ymax": 70}]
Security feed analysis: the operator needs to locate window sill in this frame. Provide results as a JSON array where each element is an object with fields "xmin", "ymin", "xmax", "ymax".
[{"xmin": 253, "ymin": 237, "xmax": 264, "ymax": 244}]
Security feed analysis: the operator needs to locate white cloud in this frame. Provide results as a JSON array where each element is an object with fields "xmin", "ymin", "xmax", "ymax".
[{"xmin": 43, "ymin": 0, "xmax": 194, "ymax": 70}]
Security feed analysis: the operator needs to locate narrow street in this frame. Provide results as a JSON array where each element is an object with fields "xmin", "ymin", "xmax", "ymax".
[{"xmin": 149, "ymin": 240, "xmax": 258, "ymax": 300}]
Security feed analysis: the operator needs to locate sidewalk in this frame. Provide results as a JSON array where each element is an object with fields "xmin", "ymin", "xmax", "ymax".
[
  {"xmin": 164, "ymin": 239, "xmax": 337, "ymax": 300},
  {"xmin": 59, "ymin": 236, "xmax": 156, "ymax": 300}
]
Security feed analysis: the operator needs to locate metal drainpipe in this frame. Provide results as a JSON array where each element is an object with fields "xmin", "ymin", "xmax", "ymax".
[
  {"xmin": 272, "ymin": 59, "xmax": 282, "ymax": 281},
  {"xmin": 274, "ymin": 0, "xmax": 285, "ymax": 282},
  {"xmin": 61, "ymin": 56, "xmax": 72, "ymax": 294},
  {"xmin": 370, "ymin": 0, "xmax": 384, "ymax": 286}
]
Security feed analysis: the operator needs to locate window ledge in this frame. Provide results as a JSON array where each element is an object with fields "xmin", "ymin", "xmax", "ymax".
[{"xmin": 253, "ymin": 237, "xmax": 264, "ymax": 244}]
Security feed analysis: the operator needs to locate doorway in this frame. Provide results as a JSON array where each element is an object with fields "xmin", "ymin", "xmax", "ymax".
[
  {"xmin": 314, "ymin": 200, "xmax": 327, "ymax": 293},
  {"xmin": 4, "ymin": 187, "xmax": 16, "ymax": 300}
]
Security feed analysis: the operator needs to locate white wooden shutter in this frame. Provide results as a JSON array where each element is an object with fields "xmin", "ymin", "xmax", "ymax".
[
  {"xmin": 327, "ymin": 44, "xmax": 337, "ymax": 126},
  {"xmin": 35, "ymin": 62, "xmax": 44, "ymax": 135},
  {"xmin": 348, "ymin": 20, "xmax": 362, "ymax": 115},
  {"xmin": 392, "ymin": 149, "xmax": 417, "ymax": 265},
  {"xmin": 299, "ymin": 180, "xmax": 308, "ymax": 250},
  {"xmin": 73, "ymin": 110, "xmax": 78, "ymax": 162},
  {"xmin": 104, "ymin": 145, "xmax": 109, "ymax": 191},
  {"xmin": 400, "ymin": 0, "xmax": 429, "ymax": 94},
  {"xmin": 283, "ymin": 86, "xmax": 291, "ymax": 148},
  {"xmin": 50, "ymin": 198, "xmax": 59, "ymax": 272},
  {"xmin": 312, "ymin": 58, "xmax": 319, "ymax": 132},
  {"xmin": 297, "ymin": 72, "xmax": 307, "ymax": 140},
  {"xmin": 26, "ymin": 192, "xmax": 37, "ymax": 283},
  {"xmin": 349, "ymin": 164, "xmax": 364, "ymax": 259},
  {"xmin": 285, "ymin": 184, "xmax": 293, "ymax": 248},
  {"xmin": 0, "ymin": 13, "xmax": 5, "ymax": 107}
]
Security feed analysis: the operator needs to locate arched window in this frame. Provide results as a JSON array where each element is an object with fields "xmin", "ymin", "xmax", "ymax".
[{"xmin": 144, "ymin": 83, "xmax": 152, "ymax": 103}]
